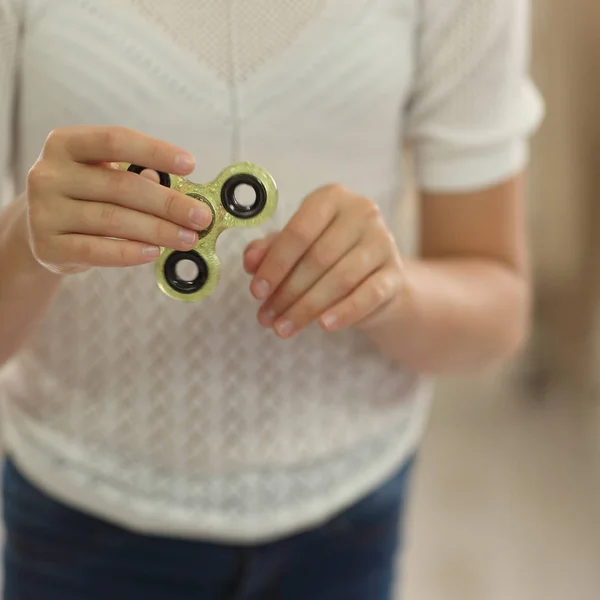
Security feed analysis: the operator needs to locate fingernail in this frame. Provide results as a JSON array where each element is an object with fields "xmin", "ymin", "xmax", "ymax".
[
  {"xmin": 276, "ymin": 320, "xmax": 294, "ymax": 338},
  {"xmin": 253, "ymin": 279, "xmax": 270, "ymax": 300},
  {"xmin": 175, "ymin": 153, "xmax": 195, "ymax": 171},
  {"xmin": 178, "ymin": 228, "xmax": 197, "ymax": 245},
  {"xmin": 321, "ymin": 313, "xmax": 338, "ymax": 330},
  {"xmin": 189, "ymin": 206, "xmax": 211, "ymax": 229},
  {"xmin": 142, "ymin": 245, "xmax": 160, "ymax": 258}
]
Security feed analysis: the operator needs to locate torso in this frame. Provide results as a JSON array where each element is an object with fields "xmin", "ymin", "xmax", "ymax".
[{"xmin": 1, "ymin": 0, "xmax": 431, "ymax": 542}]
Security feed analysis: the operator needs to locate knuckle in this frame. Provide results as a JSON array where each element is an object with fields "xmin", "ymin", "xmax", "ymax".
[
  {"xmin": 312, "ymin": 186, "xmax": 341, "ymax": 209},
  {"xmin": 315, "ymin": 183, "xmax": 351, "ymax": 211},
  {"xmin": 307, "ymin": 244, "xmax": 334, "ymax": 270},
  {"xmin": 281, "ymin": 282, "xmax": 303, "ymax": 305},
  {"xmin": 287, "ymin": 221, "xmax": 313, "ymax": 246},
  {"xmin": 27, "ymin": 162, "xmax": 56, "ymax": 191},
  {"xmin": 370, "ymin": 276, "xmax": 392, "ymax": 304},
  {"xmin": 101, "ymin": 127, "xmax": 126, "ymax": 155},
  {"xmin": 304, "ymin": 187, "xmax": 339, "ymax": 214},
  {"xmin": 355, "ymin": 248, "xmax": 373, "ymax": 272},
  {"xmin": 299, "ymin": 297, "xmax": 319, "ymax": 318},
  {"xmin": 320, "ymin": 183, "xmax": 347, "ymax": 197},
  {"xmin": 116, "ymin": 242, "xmax": 129, "ymax": 264},
  {"xmin": 362, "ymin": 197, "xmax": 381, "ymax": 219},
  {"xmin": 349, "ymin": 295, "xmax": 363, "ymax": 316},
  {"xmin": 148, "ymin": 142, "xmax": 162, "ymax": 163},
  {"xmin": 338, "ymin": 268, "xmax": 358, "ymax": 293},
  {"xmin": 74, "ymin": 236, "xmax": 94, "ymax": 263},
  {"xmin": 43, "ymin": 128, "xmax": 67, "ymax": 153},
  {"xmin": 105, "ymin": 171, "xmax": 132, "ymax": 200},
  {"xmin": 262, "ymin": 254, "xmax": 287, "ymax": 281},
  {"xmin": 315, "ymin": 203, "xmax": 334, "ymax": 223},
  {"xmin": 155, "ymin": 218, "xmax": 177, "ymax": 245},
  {"xmin": 257, "ymin": 253, "xmax": 287, "ymax": 285},
  {"xmin": 98, "ymin": 203, "xmax": 120, "ymax": 229},
  {"xmin": 163, "ymin": 190, "xmax": 179, "ymax": 219}
]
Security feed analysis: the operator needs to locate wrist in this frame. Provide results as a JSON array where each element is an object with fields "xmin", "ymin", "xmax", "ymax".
[
  {"xmin": 2, "ymin": 196, "xmax": 62, "ymax": 284},
  {"xmin": 352, "ymin": 261, "xmax": 428, "ymax": 368}
]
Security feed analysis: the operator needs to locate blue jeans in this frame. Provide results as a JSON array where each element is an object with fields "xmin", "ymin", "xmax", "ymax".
[{"xmin": 2, "ymin": 456, "xmax": 414, "ymax": 600}]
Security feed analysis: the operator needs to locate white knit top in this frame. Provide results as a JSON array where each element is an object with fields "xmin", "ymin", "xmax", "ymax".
[{"xmin": 0, "ymin": 0, "xmax": 543, "ymax": 542}]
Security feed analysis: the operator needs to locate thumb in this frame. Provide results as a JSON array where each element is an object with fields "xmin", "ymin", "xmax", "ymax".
[{"xmin": 243, "ymin": 232, "xmax": 278, "ymax": 275}]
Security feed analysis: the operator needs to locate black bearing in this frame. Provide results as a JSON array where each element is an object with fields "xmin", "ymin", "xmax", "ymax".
[
  {"xmin": 220, "ymin": 174, "xmax": 267, "ymax": 219},
  {"xmin": 127, "ymin": 164, "xmax": 171, "ymax": 188},
  {"xmin": 163, "ymin": 251, "xmax": 209, "ymax": 295}
]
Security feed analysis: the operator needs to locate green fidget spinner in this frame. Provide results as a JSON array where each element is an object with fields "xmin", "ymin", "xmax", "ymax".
[{"xmin": 122, "ymin": 162, "xmax": 278, "ymax": 302}]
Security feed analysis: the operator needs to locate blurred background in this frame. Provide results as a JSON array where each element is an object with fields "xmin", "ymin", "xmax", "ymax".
[{"xmin": 399, "ymin": 1, "xmax": 600, "ymax": 598}]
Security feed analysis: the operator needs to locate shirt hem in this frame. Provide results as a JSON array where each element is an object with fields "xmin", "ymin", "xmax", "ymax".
[{"xmin": 1, "ymin": 393, "xmax": 432, "ymax": 544}]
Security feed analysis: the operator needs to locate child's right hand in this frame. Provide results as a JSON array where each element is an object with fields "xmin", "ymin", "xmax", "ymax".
[{"xmin": 25, "ymin": 126, "xmax": 213, "ymax": 275}]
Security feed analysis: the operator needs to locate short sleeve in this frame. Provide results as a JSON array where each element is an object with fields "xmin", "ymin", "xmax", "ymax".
[
  {"xmin": 0, "ymin": 0, "xmax": 20, "ymax": 207},
  {"xmin": 404, "ymin": 0, "xmax": 545, "ymax": 193}
]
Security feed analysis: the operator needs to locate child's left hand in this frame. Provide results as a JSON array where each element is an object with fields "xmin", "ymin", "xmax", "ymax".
[{"xmin": 243, "ymin": 184, "xmax": 405, "ymax": 338}]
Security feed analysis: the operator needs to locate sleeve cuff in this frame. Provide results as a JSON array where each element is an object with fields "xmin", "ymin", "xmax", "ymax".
[{"xmin": 413, "ymin": 140, "xmax": 530, "ymax": 194}]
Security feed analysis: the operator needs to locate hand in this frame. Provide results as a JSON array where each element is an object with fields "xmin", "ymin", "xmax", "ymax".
[
  {"xmin": 26, "ymin": 126, "xmax": 213, "ymax": 275},
  {"xmin": 243, "ymin": 184, "xmax": 404, "ymax": 338}
]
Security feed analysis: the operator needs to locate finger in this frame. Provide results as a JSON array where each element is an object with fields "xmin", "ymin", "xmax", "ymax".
[
  {"xmin": 268, "ymin": 242, "xmax": 389, "ymax": 337},
  {"xmin": 55, "ymin": 198, "xmax": 199, "ymax": 251},
  {"xmin": 64, "ymin": 164, "xmax": 213, "ymax": 231},
  {"xmin": 139, "ymin": 169, "xmax": 161, "ymax": 184},
  {"xmin": 94, "ymin": 162, "xmax": 121, "ymax": 170},
  {"xmin": 47, "ymin": 234, "xmax": 161, "ymax": 269},
  {"xmin": 318, "ymin": 268, "xmax": 401, "ymax": 333},
  {"xmin": 48, "ymin": 126, "xmax": 195, "ymax": 175},
  {"xmin": 250, "ymin": 189, "xmax": 339, "ymax": 300},
  {"xmin": 257, "ymin": 215, "xmax": 364, "ymax": 326},
  {"xmin": 243, "ymin": 232, "xmax": 278, "ymax": 275},
  {"xmin": 244, "ymin": 231, "xmax": 279, "ymax": 255}
]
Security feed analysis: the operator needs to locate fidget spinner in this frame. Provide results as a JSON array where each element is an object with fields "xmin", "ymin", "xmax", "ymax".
[{"xmin": 122, "ymin": 162, "xmax": 278, "ymax": 302}]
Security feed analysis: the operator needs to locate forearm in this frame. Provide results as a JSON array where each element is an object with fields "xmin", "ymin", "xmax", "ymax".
[
  {"xmin": 360, "ymin": 257, "xmax": 530, "ymax": 374},
  {"xmin": 0, "ymin": 197, "xmax": 63, "ymax": 367}
]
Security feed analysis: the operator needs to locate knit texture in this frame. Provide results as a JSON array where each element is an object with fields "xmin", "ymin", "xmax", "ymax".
[{"xmin": 0, "ymin": 0, "xmax": 543, "ymax": 541}]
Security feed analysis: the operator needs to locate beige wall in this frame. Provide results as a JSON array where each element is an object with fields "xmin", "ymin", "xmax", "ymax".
[{"xmin": 521, "ymin": 0, "xmax": 600, "ymax": 391}]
